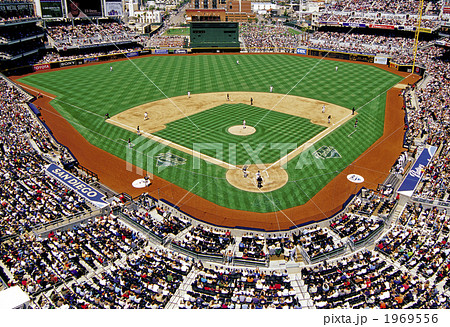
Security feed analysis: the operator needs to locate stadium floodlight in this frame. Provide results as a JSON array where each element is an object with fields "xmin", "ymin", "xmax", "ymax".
[{"xmin": 412, "ymin": 0, "xmax": 424, "ymax": 73}]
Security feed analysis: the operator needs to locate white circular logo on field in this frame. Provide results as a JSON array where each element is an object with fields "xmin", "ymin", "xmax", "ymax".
[
  {"xmin": 132, "ymin": 178, "xmax": 151, "ymax": 188},
  {"xmin": 347, "ymin": 174, "xmax": 364, "ymax": 184}
]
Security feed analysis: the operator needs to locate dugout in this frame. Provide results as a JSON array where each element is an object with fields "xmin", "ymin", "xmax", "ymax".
[{"xmin": 190, "ymin": 22, "xmax": 240, "ymax": 53}]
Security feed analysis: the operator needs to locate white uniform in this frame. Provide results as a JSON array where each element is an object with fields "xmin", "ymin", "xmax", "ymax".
[
  {"xmin": 322, "ymin": 105, "xmax": 325, "ymax": 113},
  {"xmin": 144, "ymin": 112, "xmax": 148, "ymax": 120},
  {"xmin": 110, "ymin": 66, "xmax": 113, "ymax": 72},
  {"xmin": 187, "ymin": 91, "xmax": 190, "ymax": 98},
  {"xmin": 335, "ymin": 66, "xmax": 338, "ymax": 72},
  {"xmin": 243, "ymin": 120, "xmax": 246, "ymax": 129},
  {"xmin": 237, "ymin": 60, "xmax": 239, "ymax": 65},
  {"xmin": 270, "ymin": 85, "xmax": 273, "ymax": 93}
]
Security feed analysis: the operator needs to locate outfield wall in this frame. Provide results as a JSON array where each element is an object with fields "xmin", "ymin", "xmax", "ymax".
[{"xmin": 3, "ymin": 45, "xmax": 410, "ymax": 77}]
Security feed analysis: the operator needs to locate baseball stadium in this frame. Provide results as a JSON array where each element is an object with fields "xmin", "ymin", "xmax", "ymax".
[{"xmin": 1, "ymin": 0, "xmax": 450, "ymax": 311}]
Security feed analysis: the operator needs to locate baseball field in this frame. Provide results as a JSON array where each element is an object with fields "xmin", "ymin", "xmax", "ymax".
[{"xmin": 18, "ymin": 53, "xmax": 405, "ymax": 216}]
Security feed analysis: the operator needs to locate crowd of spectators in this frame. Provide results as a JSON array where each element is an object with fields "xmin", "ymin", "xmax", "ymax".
[
  {"xmin": 266, "ymin": 234, "xmax": 297, "ymax": 260},
  {"xmin": 122, "ymin": 205, "xmax": 191, "ymax": 239},
  {"xmin": 0, "ymin": 213, "xmax": 194, "ymax": 309},
  {"xmin": 172, "ymin": 224, "xmax": 234, "ymax": 255},
  {"xmin": 302, "ymin": 249, "xmax": 448, "ymax": 308},
  {"xmin": 46, "ymin": 21, "xmax": 143, "ymax": 49},
  {"xmin": 0, "ymin": 24, "xmax": 44, "ymax": 43},
  {"xmin": 330, "ymin": 213, "xmax": 384, "ymax": 244},
  {"xmin": 240, "ymin": 24, "xmax": 300, "ymax": 52},
  {"xmin": 237, "ymin": 233, "xmax": 266, "ymax": 261},
  {"xmin": 184, "ymin": 265, "xmax": 299, "ymax": 309},
  {"xmin": 46, "ymin": 244, "xmax": 193, "ymax": 309},
  {"xmin": 319, "ymin": 0, "xmax": 444, "ymax": 28},
  {"xmin": 36, "ymin": 48, "xmax": 142, "ymax": 64},
  {"xmin": 325, "ymin": 0, "xmax": 443, "ymax": 15},
  {"xmin": 0, "ymin": 77, "xmax": 91, "ymax": 238},
  {"xmin": 0, "ymin": 2, "xmax": 35, "ymax": 24},
  {"xmin": 292, "ymin": 226, "xmax": 344, "ymax": 261}
]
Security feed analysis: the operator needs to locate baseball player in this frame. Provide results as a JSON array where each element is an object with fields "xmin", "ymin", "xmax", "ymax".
[
  {"xmin": 243, "ymin": 166, "xmax": 248, "ymax": 178},
  {"xmin": 322, "ymin": 105, "xmax": 325, "ymax": 113},
  {"xmin": 352, "ymin": 107, "xmax": 355, "ymax": 115},
  {"xmin": 144, "ymin": 112, "xmax": 148, "ymax": 120},
  {"xmin": 354, "ymin": 118, "xmax": 358, "ymax": 129},
  {"xmin": 256, "ymin": 173, "xmax": 263, "ymax": 189},
  {"xmin": 237, "ymin": 60, "xmax": 239, "ymax": 65},
  {"xmin": 270, "ymin": 85, "xmax": 273, "ymax": 93},
  {"xmin": 328, "ymin": 115, "xmax": 331, "ymax": 124},
  {"xmin": 243, "ymin": 120, "xmax": 246, "ymax": 129},
  {"xmin": 137, "ymin": 125, "xmax": 140, "ymax": 135},
  {"xmin": 250, "ymin": 98, "xmax": 253, "ymax": 105},
  {"xmin": 227, "ymin": 93, "xmax": 230, "ymax": 101},
  {"xmin": 335, "ymin": 66, "xmax": 338, "ymax": 72},
  {"xmin": 187, "ymin": 91, "xmax": 190, "ymax": 98},
  {"xmin": 110, "ymin": 66, "xmax": 113, "ymax": 72}
]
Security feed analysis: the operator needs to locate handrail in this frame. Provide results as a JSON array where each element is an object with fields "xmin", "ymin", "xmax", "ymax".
[{"xmin": 117, "ymin": 211, "xmax": 164, "ymax": 245}]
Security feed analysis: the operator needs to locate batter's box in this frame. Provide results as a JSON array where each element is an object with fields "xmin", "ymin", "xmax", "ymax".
[{"xmin": 313, "ymin": 146, "xmax": 341, "ymax": 159}]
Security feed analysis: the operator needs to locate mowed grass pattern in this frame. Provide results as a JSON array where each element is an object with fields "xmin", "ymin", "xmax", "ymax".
[
  {"xmin": 154, "ymin": 103, "xmax": 326, "ymax": 165},
  {"xmin": 19, "ymin": 54, "xmax": 403, "ymax": 213}
]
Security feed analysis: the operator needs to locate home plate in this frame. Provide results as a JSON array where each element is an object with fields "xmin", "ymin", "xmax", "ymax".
[{"xmin": 132, "ymin": 178, "xmax": 151, "ymax": 188}]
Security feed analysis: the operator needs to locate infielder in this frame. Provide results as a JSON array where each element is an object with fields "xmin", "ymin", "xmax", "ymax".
[
  {"xmin": 322, "ymin": 105, "xmax": 325, "ymax": 113},
  {"xmin": 144, "ymin": 112, "xmax": 148, "ymax": 120},
  {"xmin": 243, "ymin": 120, "xmax": 246, "ymax": 129}
]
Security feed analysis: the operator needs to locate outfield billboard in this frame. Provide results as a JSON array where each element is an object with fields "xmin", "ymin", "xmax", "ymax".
[
  {"xmin": 66, "ymin": 0, "xmax": 102, "ymax": 18},
  {"xmin": 40, "ymin": 0, "xmax": 63, "ymax": 18},
  {"xmin": 105, "ymin": 0, "xmax": 123, "ymax": 16}
]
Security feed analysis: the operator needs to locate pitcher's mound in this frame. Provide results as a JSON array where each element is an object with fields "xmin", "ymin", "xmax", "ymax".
[
  {"xmin": 228, "ymin": 125, "xmax": 256, "ymax": 136},
  {"xmin": 226, "ymin": 164, "xmax": 288, "ymax": 192}
]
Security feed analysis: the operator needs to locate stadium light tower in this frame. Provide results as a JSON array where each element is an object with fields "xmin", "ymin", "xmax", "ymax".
[{"xmin": 412, "ymin": 0, "xmax": 424, "ymax": 73}]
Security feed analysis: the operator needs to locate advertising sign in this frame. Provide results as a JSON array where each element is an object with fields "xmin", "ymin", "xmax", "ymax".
[
  {"xmin": 66, "ymin": 0, "xmax": 102, "ymax": 18},
  {"xmin": 45, "ymin": 164, "xmax": 108, "ymax": 208},
  {"xmin": 105, "ymin": 0, "xmax": 123, "ymax": 16},
  {"xmin": 398, "ymin": 146, "xmax": 437, "ymax": 197},
  {"xmin": 40, "ymin": 0, "xmax": 63, "ymax": 18}
]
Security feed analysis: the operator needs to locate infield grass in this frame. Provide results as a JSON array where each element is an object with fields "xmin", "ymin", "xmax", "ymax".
[
  {"xmin": 154, "ymin": 103, "xmax": 326, "ymax": 165},
  {"xmin": 18, "ymin": 54, "xmax": 403, "ymax": 213}
]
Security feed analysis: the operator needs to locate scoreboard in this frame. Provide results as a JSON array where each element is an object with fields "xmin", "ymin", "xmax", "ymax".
[{"xmin": 190, "ymin": 22, "xmax": 240, "ymax": 51}]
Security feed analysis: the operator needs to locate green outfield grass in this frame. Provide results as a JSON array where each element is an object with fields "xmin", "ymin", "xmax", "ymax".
[
  {"xmin": 287, "ymin": 28, "xmax": 301, "ymax": 35},
  {"xmin": 18, "ymin": 54, "xmax": 404, "ymax": 213},
  {"xmin": 163, "ymin": 27, "xmax": 190, "ymax": 36},
  {"xmin": 154, "ymin": 103, "xmax": 326, "ymax": 165}
]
